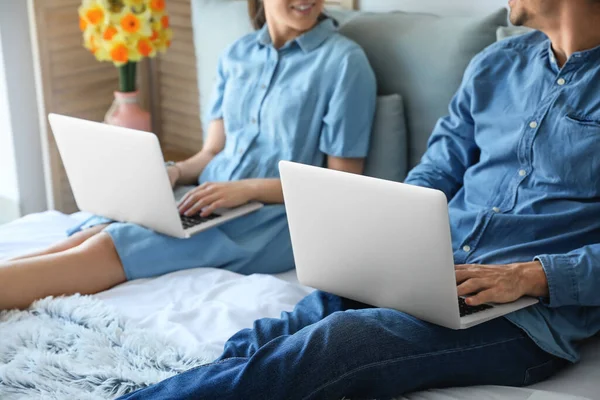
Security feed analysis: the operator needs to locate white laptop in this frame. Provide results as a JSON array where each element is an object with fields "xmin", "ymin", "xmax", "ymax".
[
  {"xmin": 48, "ymin": 114, "xmax": 262, "ymax": 239},
  {"xmin": 279, "ymin": 161, "xmax": 538, "ymax": 330}
]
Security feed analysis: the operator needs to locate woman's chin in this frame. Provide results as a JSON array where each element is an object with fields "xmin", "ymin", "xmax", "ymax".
[{"xmin": 287, "ymin": 18, "xmax": 320, "ymax": 32}]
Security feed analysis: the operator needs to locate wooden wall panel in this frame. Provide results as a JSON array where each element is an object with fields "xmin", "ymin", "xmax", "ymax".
[
  {"xmin": 32, "ymin": 0, "xmax": 121, "ymax": 213},
  {"xmin": 154, "ymin": 0, "xmax": 203, "ymax": 160}
]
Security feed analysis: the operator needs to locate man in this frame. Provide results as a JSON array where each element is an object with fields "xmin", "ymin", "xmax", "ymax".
[{"xmin": 121, "ymin": 0, "xmax": 600, "ymax": 398}]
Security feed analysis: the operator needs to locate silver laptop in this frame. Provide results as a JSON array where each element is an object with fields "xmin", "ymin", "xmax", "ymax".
[
  {"xmin": 48, "ymin": 114, "xmax": 263, "ymax": 239},
  {"xmin": 279, "ymin": 161, "xmax": 538, "ymax": 329}
]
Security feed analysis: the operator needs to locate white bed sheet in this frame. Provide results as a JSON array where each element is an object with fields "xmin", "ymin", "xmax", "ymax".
[{"xmin": 0, "ymin": 212, "xmax": 595, "ymax": 400}]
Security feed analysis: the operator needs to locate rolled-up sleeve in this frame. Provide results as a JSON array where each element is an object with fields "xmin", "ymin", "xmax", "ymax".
[
  {"xmin": 205, "ymin": 55, "xmax": 227, "ymax": 124},
  {"xmin": 535, "ymin": 243, "xmax": 600, "ymax": 307},
  {"xmin": 319, "ymin": 49, "xmax": 376, "ymax": 158}
]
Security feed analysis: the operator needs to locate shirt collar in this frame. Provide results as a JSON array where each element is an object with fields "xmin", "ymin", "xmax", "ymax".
[
  {"xmin": 257, "ymin": 18, "xmax": 336, "ymax": 53},
  {"xmin": 547, "ymin": 39, "xmax": 600, "ymax": 69}
]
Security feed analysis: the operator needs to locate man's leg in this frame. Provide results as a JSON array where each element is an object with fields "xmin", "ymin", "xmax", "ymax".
[
  {"xmin": 119, "ymin": 305, "xmax": 567, "ymax": 400},
  {"xmin": 219, "ymin": 290, "xmax": 371, "ymax": 359}
]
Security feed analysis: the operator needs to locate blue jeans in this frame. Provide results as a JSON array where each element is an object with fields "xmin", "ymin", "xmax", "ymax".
[{"xmin": 118, "ymin": 291, "xmax": 568, "ymax": 400}]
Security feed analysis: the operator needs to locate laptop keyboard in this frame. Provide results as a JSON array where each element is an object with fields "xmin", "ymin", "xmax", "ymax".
[
  {"xmin": 459, "ymin": 297, "xmax": 494, "ymax": 317},
  {"xmin": 180, "ymin": 213, "xmax": 221, "ymax": 229}
]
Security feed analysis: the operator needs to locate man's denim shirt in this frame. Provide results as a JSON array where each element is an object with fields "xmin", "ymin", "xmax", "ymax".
[{"xmin": 405, "ymin": 31, "xmax": 600, "ymax": 362}]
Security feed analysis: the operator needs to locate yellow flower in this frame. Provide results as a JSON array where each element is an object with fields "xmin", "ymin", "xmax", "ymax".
[
  {"xmin": 137, "ymin": 38, "xmax": 155, "ymax": 57},
  {"xmin": 103, "ymin": 26, "xmax": 118, "ymax": 41},
  {"xmin": 124, "ymin": 0, "xmax": 145, "ymax": 7},
  {"xmin": 154, "ymin": 27, "xmax": 172, "ymax": 53},
  {"xmin": 80, "ymin": 0, "xmax": 171, "ymax": 67},
  {"xmin": 110, "ymin": 43, "xmax": 129, "ymax": 64},
  {"xmin": 149, "ymin": 0, "xmax": 165, "ymax": 12},
  {"xmin": 121, "ymin": 13, "xmax": 142, "ymax": 33},
  {"xmin": 160, "ymin": 15, "xmax": 169, "ymax": 29},
  {"xmin": 85, "ymin": 6, "xmax": 105, "ymax": 25}
]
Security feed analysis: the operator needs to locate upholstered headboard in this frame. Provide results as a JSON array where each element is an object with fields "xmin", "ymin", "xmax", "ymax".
[
  {"xmin": 322, "ymin": 0, "xmax": 357, "ymax": 10},
  {"xmin": 247, "ymin": 0, "xmax": 357, "ymax": 14}
]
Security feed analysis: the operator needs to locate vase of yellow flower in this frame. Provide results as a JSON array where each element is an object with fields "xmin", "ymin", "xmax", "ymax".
[{"xmin": 79, "ymin": 0, "xmax": 172, "ymax": 131}]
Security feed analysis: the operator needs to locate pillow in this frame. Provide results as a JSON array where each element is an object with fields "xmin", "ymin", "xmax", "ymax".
[
  {"xmin": 364, "ymin": 94, "xmax": 408, "ymax": 182},
  {"xmin": 497, "ymin": 26, "xmax": 534, "ymax": 41},
  {"xmin": 338, "ymin": 9, "xmax": 508, "ymax": 169}
]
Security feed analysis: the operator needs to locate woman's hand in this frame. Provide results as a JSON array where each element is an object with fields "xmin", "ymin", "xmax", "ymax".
[
  {"xmin": 167, "ymin": 166, "xmax": 181, "ymax": 188},
  {"xmin": 178, "ymin": 181, "xmax": 254, "ymax": 217}
]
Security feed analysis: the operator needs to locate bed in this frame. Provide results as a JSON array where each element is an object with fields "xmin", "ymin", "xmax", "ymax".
[
  {"xmin": 1, "ymin": 212, "xmax": 599, "ymax": 400},
  {"xmin": 2, "ymin": 1, "xmax": 600, "ymax": 399}
]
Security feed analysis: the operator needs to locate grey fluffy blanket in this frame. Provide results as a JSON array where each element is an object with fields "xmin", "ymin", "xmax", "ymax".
[{"xmin": 0, "ymin": 295, "xmax": 209, "ymax": 400}]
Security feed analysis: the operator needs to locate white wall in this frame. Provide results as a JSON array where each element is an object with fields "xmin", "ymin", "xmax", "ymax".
[
  {"xmin": 0, "ymin": 32, "xmax": 20, "ymax": 223},
  {"xmin": 0, "ymin": 0, "xmax": 46, "ymax": 223},
  {"xmin": 357, "ymin": 0, "xmax": 508, "ymax": 16}
]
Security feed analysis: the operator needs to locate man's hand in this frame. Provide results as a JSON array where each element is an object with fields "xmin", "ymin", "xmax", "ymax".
[
  {"xmin": 177, "ymin": 181, "xmax": 254, "ymax": 217},
  {"xmin": 455, "ymin": 261, "xmax": 549, "ymax": 306}
]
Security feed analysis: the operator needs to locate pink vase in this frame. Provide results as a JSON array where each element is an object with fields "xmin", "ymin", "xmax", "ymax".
[{"xmin": 104, "ymin": 91, "xmax": 151, "ymax": 132}]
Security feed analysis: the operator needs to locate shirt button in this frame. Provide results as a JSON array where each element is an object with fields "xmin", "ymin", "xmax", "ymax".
[
  {"xmin": 462, "ymin": 245, "xmax": 471, "ymax": 252},
  {"xmin": 519, "ymin": 169, "xmax": 527, "ymax": 177},
  {"xmin": 557, "ymin": 78, "xmax": 566, "ymax": 86},
  {"xmin": 529, "ymin": 121, "xmax": 538, "ymax": 129},
  {"xmin": 238, "ymin": 148, "xmax": 244, "ymax": 155},
  {"xmin": 492, "ymin": 207, "xmax": 501, "ymax": 213},
  {"xmin": 251, "ymin": 118, "xmax": 257, "ymax": 124},
  {"xmin": 260, "ymin": 84, "xmax": 267, "ymax": 89}
]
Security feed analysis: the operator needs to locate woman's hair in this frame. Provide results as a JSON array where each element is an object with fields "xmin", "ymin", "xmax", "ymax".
[{"xmin": 247, "ymin": 0, "xmax": 335, "ymax": 30}]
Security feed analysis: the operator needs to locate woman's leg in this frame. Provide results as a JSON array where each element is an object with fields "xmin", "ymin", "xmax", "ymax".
[
  {"xmin": 8, "ymin": 224, "xmax": 109, "ymax": 261},
  {"xmin": 0, "ymin": 231, "xmax": 126, "ymax": 310},
  {"xmin": 118, "ymin": 310, "xmax": 567, "ymax": 400}
]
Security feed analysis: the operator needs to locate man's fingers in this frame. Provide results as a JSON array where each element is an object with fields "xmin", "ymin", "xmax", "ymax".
[
  {"xmin": 455, "ymin": 264, "xmax": 472, "ymax": 269},
  {"xmin": 456, "ymin": 278, "xmax": 490, "ymax": 297},
  {"xmin": 465, "ymin": 289, "xmax": 496, "ymax": 306},
  {"xmin": 455, "ymin": 269, "xmax": 483, "ymax": 284}
]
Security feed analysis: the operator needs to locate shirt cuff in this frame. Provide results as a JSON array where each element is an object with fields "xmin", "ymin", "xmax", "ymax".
[
  {"xmin": 403, "ymin": 177, "xmax": 431, "ymax": 188},
  {"xmin": 534, "ymin": 254, "xmax": 579, "ymax": 308}
]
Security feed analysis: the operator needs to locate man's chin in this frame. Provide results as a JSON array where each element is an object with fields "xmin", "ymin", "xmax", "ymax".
[{"xmin": 509, "ymin": 10, "xmax": 528, "ymax": 27}]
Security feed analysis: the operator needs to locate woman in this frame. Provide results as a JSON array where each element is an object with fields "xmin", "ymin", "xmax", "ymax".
[{"xmin": 0, "ymin": 0, "xmax": 376, "ymax": 310}]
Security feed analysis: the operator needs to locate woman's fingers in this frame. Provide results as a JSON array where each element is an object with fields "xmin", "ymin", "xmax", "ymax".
[
  {"xmin": 178, "ymin": 189, "xmax": 200, "ymax": 211},
  {"xmin": 179, "ymin": 182, "xmax": 211, "ymax": 204},
  {"xmin": 178, "ymin": 185, "xmax": 214, "ymax": 213},
  {"xmin": 201, "ymin": 200, "xmax": 225, "ymax": 217},
  {"xmin": 185, "ymin": 194, "xmax": 221, "ymax": 216}
]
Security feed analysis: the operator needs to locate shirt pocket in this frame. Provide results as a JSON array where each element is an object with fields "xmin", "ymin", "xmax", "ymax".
[
  {"xmin": 533, "ymin": 112, "xmax": 600, "ymax": 195},
  {"xmin": 565, "ymin": 113, "xmax": 600, "ymax": 128}
]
